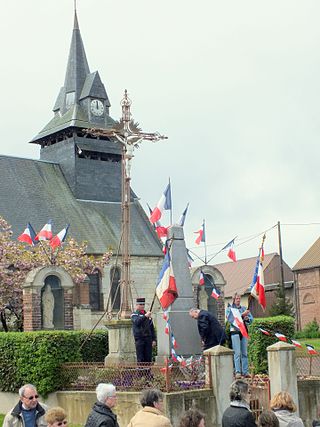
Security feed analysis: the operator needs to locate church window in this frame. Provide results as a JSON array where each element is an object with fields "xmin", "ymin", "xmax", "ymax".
[
  {"xmin": 110, "ymin": 267, "xmax": 121, "ymax": 311},
  {"xmin": 88, "ymin": 271, "xmax": 103, "ymax": 311},
  {"xmin": 66, "ymin": 91, "xmax": 75, "ymax": 108},
  {"xmin": 303, "ymin": 293, "xmax": 315, "ymax": 305},
  {"xmin": 42, "ymin": 275, "xmax": 64, "ymax": 329}
]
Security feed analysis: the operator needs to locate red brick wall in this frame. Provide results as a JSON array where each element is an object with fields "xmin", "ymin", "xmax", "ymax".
[
  {"xmin": 23, "ymin": 290, "xmax": 42, "ymax": 331},
  {"xmin": 296, "ymin": 268, "xmax": 320, "ymax": 329}
]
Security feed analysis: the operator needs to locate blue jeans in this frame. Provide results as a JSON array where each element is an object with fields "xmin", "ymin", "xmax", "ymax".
[{"xmin": 231, "ymin": 333, "xmax": 248, "ymax": 375}]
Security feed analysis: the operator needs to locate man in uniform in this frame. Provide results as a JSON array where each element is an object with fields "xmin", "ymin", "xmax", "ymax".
[{"xmin": 131, "ymin": 297, "xmax": 156, "ymax": 363}]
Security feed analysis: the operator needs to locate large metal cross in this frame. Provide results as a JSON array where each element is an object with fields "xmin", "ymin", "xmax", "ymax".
[{"xmin": 87, "ymin": 90, "xmax": 167, "ymax": 319}]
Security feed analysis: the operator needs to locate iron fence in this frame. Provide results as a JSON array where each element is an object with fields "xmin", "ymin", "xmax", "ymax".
[
  {"xmin": 248, "ymin": 375, "xmax": 270, "ymax": 422},
  {"xmin": 296, "ymin": 352, "xmax": 320, "ymax": 378},
  {"xmin": 60, "ymin": 356, "xmax": 210, "ymax": 393}
]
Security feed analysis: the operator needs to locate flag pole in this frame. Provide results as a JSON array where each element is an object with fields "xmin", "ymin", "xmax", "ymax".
[
  {"xmin": 169, "ymin": 177, "xmax": 173, "ymax": 226},
  {"xmin": 203, "ymin": 219, "xmax": 207, "ymax": 265},
  {"xmin": 248, "ymin": 233, "xmax": 266, "ymax": 310}
]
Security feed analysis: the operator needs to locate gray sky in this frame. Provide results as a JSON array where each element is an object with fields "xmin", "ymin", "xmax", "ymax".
[{"xmin": 1, "ymin": 0, "xmax": 320, "ymax": 267}]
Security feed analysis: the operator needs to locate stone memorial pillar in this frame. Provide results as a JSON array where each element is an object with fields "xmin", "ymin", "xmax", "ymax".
[
  {"xmin": 204, "ymin": 345, "xmax": 234, "ymax": 427},
  {"xmin": 104, "ymin": 319, "xmax": 136, "ymax": 365},
  {"xmin": 267, "ymin": 341, "xmax": 299, "ymax": 413},
  {"xmin": 156, "ymin": 225, "xmax": 202, "ymax": 362}
]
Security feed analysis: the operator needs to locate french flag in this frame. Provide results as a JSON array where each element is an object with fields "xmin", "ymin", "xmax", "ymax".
[
  {"xmin": 306, "ymin": 344, "xmax": 317, "ymax": 355},
  {"xmin": 163, "ymin": 310, "xmax": 169, "ymax": 321},
  {"xmin": 186, "ymin": 249, "xmax": 194, "ymax": 267},
  {"xmin": 291, "ymin": 339, "xmax": 302, "ymax": 348},
  {"xmin": 178, "ymin": 203, "xmax": 189, "ymax": 227},
  {"xmin": 227, "ymin": 308, "xmax": 248, "ymax": 339},
  {"xmin": 177, "ymin": 355, "xmax": 186, "ymax": 367},
  {"xmin": 156, "ymin": 249, "xmax": 178, "ymax": 309},
  {"xmin": 250, "ymin": 253, "xmax": 266, "ymax": 311},
  {"xmin": 165, "ymin": 322, "xmax": 170, "ymax": 335},
  {"xmin": 194, "ymin": 221, "xmax": 205, "ymax": 245},
  {"xmin": 275, "ymin": 332, "xmax": 287, "ymax": 342},
  {"xmin": 147, "ymin": 203, "xmax": 168, "ymax": 238},
  {"xmin": 35, "ymin": 220, "xmax": 53, "ymax": 241},
  {"xmin": 50, "ymin": 225, "xmax": 69, "ymax": 249},
  {"xmin": 222, "ymin": 238, "xmax": 237, "ymax": 262},
  {"xmin": 149, "ymin": 183, "xmax": 172, "ymax": 224},
  {"xmin": 258, "ymin": 328, "xmax": 271, "ymax": 336},
  {"xmin": 18, "ymin": 223, "xmax": 37, "ymax": 246},
  {"xmin": 171, "ymin": 348, "xmax": 178, "ymax": 362},
  {"xmin": 171, "ymin": 334, "xmax": 178, "ymax": 349},
  {"xmin": 211, "ymin": 286, "xmax": 221, "ymax": 300},
  {"xmin": 199, "ymin": 270, "xmax": 205, "ymax": 286}
]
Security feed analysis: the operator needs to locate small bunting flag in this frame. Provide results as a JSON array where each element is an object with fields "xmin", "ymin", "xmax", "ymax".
[
  {"xmin": 211, "ymin": 287, "xmax": 221, "ymax": 300},
  {"xmin": 306, "ymin": 344, "xmax": 317, "ymax": 355},
  {"xmin": 275, "ymin": 332, "xmax": 287, "ymax": 342},
  {"xmin": 258, "ymin": 328, "xmax": 271, "ymax": 336},
  {"xmin": 291, "ymin": 339, "xmax": 302, "ymax": 348}
]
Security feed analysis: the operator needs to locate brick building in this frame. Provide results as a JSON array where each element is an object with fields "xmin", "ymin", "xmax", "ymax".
[
  {"xmin": 0, "ymin": 11, "xmax": 163, "ymax": 330},
  {"xmin": 293, "ymin": 237, "xmax": 320, "ymax": 329}
]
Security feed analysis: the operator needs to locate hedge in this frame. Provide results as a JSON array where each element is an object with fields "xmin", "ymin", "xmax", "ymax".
[
  {"xmin": 0, "ymin": 330, "xmax": 108, "ymax": 397},
  {"xmin": 248, "ymin": 315, "xmax": 294, "ymax": 374}
]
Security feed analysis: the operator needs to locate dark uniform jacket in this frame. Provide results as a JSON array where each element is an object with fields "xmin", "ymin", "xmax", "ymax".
[
  {"xmin": 222, "ymin": 404, "xmax": 256, "ymax": 427},
  {"xmin": 84, "ymin": 402, "xmax": 119, "ymax": 427},
  {"xmin": 131, "ymin": 310, "xmax": 156, "ymax": 341},
  {"xmin": 197, "ymin": 310, "xmax": 226, "ymax": 350}
]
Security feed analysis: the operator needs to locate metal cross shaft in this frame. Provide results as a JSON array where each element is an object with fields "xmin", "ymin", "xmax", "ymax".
[{"xmin": 86, "ymin": 90, "xmax": 167, "ymax": 319}]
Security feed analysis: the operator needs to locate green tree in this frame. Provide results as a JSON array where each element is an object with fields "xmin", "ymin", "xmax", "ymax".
[
  {"xmin": 269, "ymin": 285, "xmax": 294, "ymax": 317},
  {"xmin": 0, "ymin": 216, "xmax": 112, "ymax": 331}
]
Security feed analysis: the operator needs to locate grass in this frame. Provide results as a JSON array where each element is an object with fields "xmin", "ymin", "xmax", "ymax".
[{"xmin": 0, "ymin": 414, "xmax": 3, "ymax": 426}]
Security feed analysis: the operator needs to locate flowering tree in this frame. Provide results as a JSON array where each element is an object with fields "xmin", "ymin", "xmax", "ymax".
[{"xmin": 0, "ymin": 216, "xmax": 112, "ymax": 331}]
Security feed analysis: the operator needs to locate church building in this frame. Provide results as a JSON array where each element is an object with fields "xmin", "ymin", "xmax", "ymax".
[{"xmin": 0, "ymin": 11, "xmax": 163, "ymax": 329}]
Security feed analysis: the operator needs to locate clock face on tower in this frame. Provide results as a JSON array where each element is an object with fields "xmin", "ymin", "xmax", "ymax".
[{"xmin": 90, "ymin": 99, "xmax": 104, "ymax": 116}]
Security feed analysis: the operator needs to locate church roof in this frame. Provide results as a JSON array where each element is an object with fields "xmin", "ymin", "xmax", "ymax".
[
  {"xmin": 0, "ymin": 155, "xmax": 163, "ymax": 257},
  {"xmin": 293, "ymin": 237, "xmax": 320, "ymax": 271}
]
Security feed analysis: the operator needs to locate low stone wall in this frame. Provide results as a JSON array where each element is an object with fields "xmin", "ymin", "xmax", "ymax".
[
  {"xmin": 298, "ymin": 379, "xmax": 320, "ymax": 426},
  {"xmin": 56, "ymin": 389, "xmax": 215, "ymax": 427}
]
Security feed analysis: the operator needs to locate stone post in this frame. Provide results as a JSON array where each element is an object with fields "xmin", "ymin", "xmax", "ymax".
[
  {"xmin": 104, "ymin": 319, "xmax": 136, "ymax": 365},
  {"xmin": 267, "ymin": 341, "xmax": 299, "ymax": 413},
  {"xmin": 204, "ymin": 345, "xmax": 234, "ymax": 427}
]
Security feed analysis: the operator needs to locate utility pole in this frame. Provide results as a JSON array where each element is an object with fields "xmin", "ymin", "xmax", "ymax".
[
  {"xmin": 87, "ymin": 90, "xmax": 167, "ymax": 319},
  {"xmin": 277, "ymin": 220, "xmax": 285, "ymax": 295}
]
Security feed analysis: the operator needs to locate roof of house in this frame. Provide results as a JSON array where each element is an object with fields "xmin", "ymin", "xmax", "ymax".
[
  {"xmin": 293, "ymin": 237, "xmax": 320, "ymax": 271},
  {"xmin": 213, "ymin": 253, "xmax": 291, "ymax": 298}
]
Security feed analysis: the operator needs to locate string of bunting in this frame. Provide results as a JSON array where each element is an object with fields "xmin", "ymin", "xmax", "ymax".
[{"xmin": 257, "ymin": 328, "xmax": 317, "ymax": 355}]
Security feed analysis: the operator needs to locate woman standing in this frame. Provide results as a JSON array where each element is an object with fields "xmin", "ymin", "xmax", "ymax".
[
  {"xmin": 226, "ymin": 292, "xmax": 253, "ymax": 378},
  {"xmin": 270, "ymin": 392, "xmax": 304, "ymax": 427},
  {"xmin": 222, "ymin": 380, "xmax": 256, "ymax": 427}
]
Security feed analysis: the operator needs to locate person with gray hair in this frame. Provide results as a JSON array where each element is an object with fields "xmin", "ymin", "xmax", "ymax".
[
  {"xmin": 3, "ymin": 384, "xmax": 48, "ymax": 427},
  {"xmin": 222, "ymin": 380, "xmax": 256, "ymax": 427},
  {"xmin": 85, "ymin": 383, "xmax": 119, "ymax": 427},
  {"xmin": 127, "ymin": 389, "xmax": 172, "ymax": 427}
]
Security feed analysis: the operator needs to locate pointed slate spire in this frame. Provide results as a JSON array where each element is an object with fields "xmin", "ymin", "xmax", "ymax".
[{"xmin": 64, "ymin": 9, "xmax": 90, "ymax": 103}]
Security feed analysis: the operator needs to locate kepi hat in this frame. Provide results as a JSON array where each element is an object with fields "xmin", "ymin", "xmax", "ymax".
[{"xmin": 136, "ymin": 297, "xmax": 145, "ymax": 305}]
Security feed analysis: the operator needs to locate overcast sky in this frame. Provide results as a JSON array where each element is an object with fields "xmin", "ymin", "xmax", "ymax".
[{"xmin": 1, "ymin": 0, "xmax": 320, "ymax": 268}]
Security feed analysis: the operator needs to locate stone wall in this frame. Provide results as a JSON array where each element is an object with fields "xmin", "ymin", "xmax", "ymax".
[{"xmin": 298, "ymin": 379, "xmax": 320, "ymax": 426}]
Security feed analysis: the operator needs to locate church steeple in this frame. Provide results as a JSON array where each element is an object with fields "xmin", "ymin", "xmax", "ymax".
[{"xmin": 31, "ymin": 10, "xmax": 113, "ymax": 146}]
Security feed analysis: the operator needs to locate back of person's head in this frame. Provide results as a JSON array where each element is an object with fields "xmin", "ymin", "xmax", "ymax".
[
  {"xmin": 140, "ymin": 389, "xmax": 163, "ymax": 408},
  {"xmin": 179, "ymin": 408, "xmax": 205, "ymax": 427},
  {"xmin": 96, "ymin": 383, "xmax": 116, "ymax": 403},
  {"xmin": 229, "ymin": 379, "xmax": 249, "ymax": 402},
  {"xmin": 270, "ymin": 391, "xmax": 297, "ymax": 413},
  {"xmin": 258, "ymin": 410, "xmax": 280, "ymax": 427},
  {"xmin": 45, "ymin": 407, "xmax": 67, "ymax": 425}
]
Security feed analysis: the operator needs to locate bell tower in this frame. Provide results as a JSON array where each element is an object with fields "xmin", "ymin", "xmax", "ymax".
[{"xmin": 30, "ymin": 10, "xmax": 122, "ymax": 203}]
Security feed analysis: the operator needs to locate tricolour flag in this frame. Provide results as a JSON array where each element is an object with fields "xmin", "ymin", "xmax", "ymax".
[
  {"xmin": 194, "ymin": 221, "xmax": 205, "ymax": 245},
  {"xmin": 258, "ymin": 328, "xmax": 271, "ymax": 336},
  {"xmin": 211, "ymin": 286, "xmax": 221, "ymax": 300},
  {"xmin": 163, "ymin": 310, "xmax": 169, "ymax": 321},
  {"xmin": 156, "ymin": 249, "xmax": 178, "ymax": 310},
  {"xmin": 171, "ymin": 348, "xmax": 178, "ymax": 362},
  {"xmin": 222, "ymin": 238, "xmax": 237, "ymax": 262},
  {"xmin": 291, "ymin": 339, "xmax": 302, "ymax": 348},
  {"xmin": 250, "ymin": 247, "xmax": 266, "ymax": 311},
  {"xmin": 275, "ymin": 332, "xmax": 287, "ymax": 342},
  {"xmin": 186, "ymin": 249, "xmax": 194, "ymax": 267},
  {"xmin": 177, "ymin": 355, "xmax": 186, "ymax": 367},
  {"xmin": 199, "ymin": 270, "xmax": 205, "ymax": 286},
  {"xmin": 35, "ymin": 220, "xmax": 53, "ymax": 241},
  {"xmin": 147, "ymin": 203, "xmax": 168, "ymax": 238},
  {"xmin": 18, "ymin": 223, "xmax": 37, "ymax": 246},
  {"xmin": 178, "ymin": 203, "xmax": 189, "ymax": 227},
  {"xmin": 171, "ymin": 334, "xmax": 178, "ymax": 349},
  {"xmin": 306, "ymin": 344, "xmax": 317, "ymax": 355},
  {"xmin": 165, "ymin": 322, "xmax": 170, "ymax": 335},
  {"xmin": 50, "ymin": 225, "xmax": 69, "ymax": 249},
  {"xmin": 149, "ymin": 183, "xmax": 172, "ymax": 224},
  {"xmin": 227, "ymin": 307, "xmax": 248, "ymax": 338}
]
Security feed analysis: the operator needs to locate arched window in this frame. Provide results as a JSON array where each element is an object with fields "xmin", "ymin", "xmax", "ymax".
[
  {"xmin": 41, "ymin": 275, "xmax": 64, "ymax": 329},
  {"xmin": 88, "ymin": 270, "xmax": 103, "ymax": 311},
  {"xmin": 203, "ymin": 273, "xmax": 217, "ymax": 318},
  {"xmin": 110, "ymin": 267, "xmax": 121, "ymax": 311},
  {"xmin": 303, "ymin": 293, "xmax": 315, "ymax": 305}
]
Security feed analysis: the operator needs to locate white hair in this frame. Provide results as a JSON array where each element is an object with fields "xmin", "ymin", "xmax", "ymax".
[
  {"xmin": 19, "ymin": 384, "xmax": 37, "ymax": 397},
  {"xmin": 96, "ymin": 383, "xmax": 116, "ymax": 403}
]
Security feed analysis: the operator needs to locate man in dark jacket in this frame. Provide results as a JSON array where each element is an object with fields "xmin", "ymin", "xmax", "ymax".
[
  {"xmin": 189, "ymin": 308, "xmax": 226, "ymax": 350},
  {"xmin": 85, "ymin": 383, "xmax": 119, "ymax": 427},
  {"xmin": 131, "ymin": 297, "xmax": 156, "ymax": 363}
]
